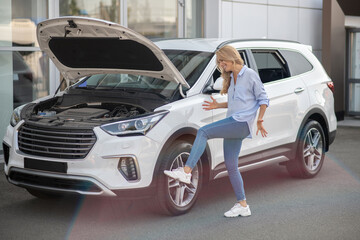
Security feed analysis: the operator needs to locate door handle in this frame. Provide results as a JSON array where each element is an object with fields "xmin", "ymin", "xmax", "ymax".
[{"xmin": 294, "ymin": 87, "xmax": 305, "ymax": 93}]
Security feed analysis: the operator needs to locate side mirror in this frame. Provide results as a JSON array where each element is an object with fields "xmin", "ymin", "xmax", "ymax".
[
  {"xmin": 203, "ymin": 77, "xmax": 224, "ymax": 94},
  {"xmin": 213, "ymin": 77, "xmax": 224, "ymax": 91}
]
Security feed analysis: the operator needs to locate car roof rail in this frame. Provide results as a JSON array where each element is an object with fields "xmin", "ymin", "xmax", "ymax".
[{"xmin": 216, "ymin": 39, "xmax": 300, "ymax": 49}]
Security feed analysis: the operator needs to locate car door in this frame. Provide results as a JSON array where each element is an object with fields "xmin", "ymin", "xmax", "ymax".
[{"xmin": 240, "ymin": 49, "xmax": 310, "ymax": 161}]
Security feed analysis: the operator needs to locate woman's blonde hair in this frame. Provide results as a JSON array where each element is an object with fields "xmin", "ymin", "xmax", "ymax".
[{"xmin": 215, "ymin": 45, "xmax": 244, "ymax": 94}]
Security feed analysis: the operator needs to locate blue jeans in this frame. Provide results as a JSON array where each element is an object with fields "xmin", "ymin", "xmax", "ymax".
[{"xmin": 185, "ymin": 116, "xmax": 250, "ymax": 201}]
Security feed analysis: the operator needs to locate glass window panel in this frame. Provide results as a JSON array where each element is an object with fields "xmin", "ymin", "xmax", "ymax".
[
  {"xmin": 280, "ymin": 50, "xmax": 313, "ymax": 76},
  {"xmin": 350, "ymin": 32, "xmax": 360, "ymax": 79},
  {"xmin": 252, "ymin": 51, "xmax": 290, "ymax": 83},
  {"xmin": 185, "ymin": 0, "xmax": 203, "ymax": 38},
  {"xmin": 72, "ymin": 50, "xmax": 213, "ymax": 99},
  {"xmin": 0, "ymin": 0, "xmax": 12, "ymax": 47},
  {"xmin": 349, "ymin": 83, "xmax": 360, "ymax": 112},
  {"xmin": 11, "ymin": 0, "xmax": 48, "ymax": 47},
  {"xmin": 13, "ymin": 51, "xmax": 49, "ymax": 108},
  {"xmin": 127, "ymin": 0, "xmax": 177, "ymax": 38},
  {"xmin": 0, "ymin": 52, "xmax": 14, "ymax": 151},
  {"xmin": 60, "ymin": 0, "xmax": 121, "ymax": 23}
]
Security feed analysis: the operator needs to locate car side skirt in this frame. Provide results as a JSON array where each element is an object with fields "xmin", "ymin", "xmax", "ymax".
[{"xmin": 211, "ymin": 142, "xmax": 296, "ymax": 180}]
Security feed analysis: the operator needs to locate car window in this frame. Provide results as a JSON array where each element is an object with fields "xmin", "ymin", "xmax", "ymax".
[
  {"xmin": 279, "ymin": 50, "xmax": 313, "ymax": 76},
  {"xmin": 252, "ymin": 50, "xmax": 290, "ymax": 83},
  {"xmin": 72, "ymin": 50, "xmax": 213, "ymax": 99},
  {"xmin": 164, "ymin": 50, "xmax": 213, "ymax": 87}
]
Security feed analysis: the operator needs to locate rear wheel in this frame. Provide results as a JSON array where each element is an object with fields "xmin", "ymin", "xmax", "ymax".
[
  {"xmin": 157, "ymin": 140, "xmax": 203, "ymax": 215},
  {"xmin": 286, "ymin": 120, "xmax": 326, "ymax": 178}
]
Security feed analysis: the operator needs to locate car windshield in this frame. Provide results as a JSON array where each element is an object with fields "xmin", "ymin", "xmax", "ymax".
[{"xmin": 72, "ymin": 50, "xmax": 213, "ymax": 98}]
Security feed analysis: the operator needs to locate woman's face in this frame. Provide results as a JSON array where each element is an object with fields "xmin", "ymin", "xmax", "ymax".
[{"xmin": 218, "ymin": 59, "xmax": 234, "ymax": 72}]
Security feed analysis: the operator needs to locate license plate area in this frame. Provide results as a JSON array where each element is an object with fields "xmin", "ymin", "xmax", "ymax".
[{"xmin": 24, "ymin": 158, "xmax": 68, "ymax": 173}]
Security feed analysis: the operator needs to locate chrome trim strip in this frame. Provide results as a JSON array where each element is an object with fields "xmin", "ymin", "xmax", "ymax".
[
  {"xmin": 213, "ymin": 156, "xmax": 289, "ymax": 180},
  {"xmin": 18, "ymin": 136, "xmax": 93, "ymax": 146},
  {"xmin": 21, "ymin": 126, "xmax": 95, "ymax": 136},
  {"xmin": 8, "ymin": 167, "xmax": 116, "ymax": 196},
  {"xmin": 20, "ymin": 131, "xmax": 95, "ymax": 141},
  {"xmin": 19, "ymin": 142, "xmax": 91, "ymax": 151},
  {"xmin": 18, "ymin": 146, "xmax": 87, "ymax": 156}
]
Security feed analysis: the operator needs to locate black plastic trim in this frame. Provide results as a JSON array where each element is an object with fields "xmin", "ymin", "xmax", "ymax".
[
  {"xmin": 9, "ymin": 169, "xmax": 102, "ymax": 193},
  {"xmin": 329, "ymin": 130, "xmax": 336, "ymax": 146},
  {"xmin": 298, "ymin": 108, "xmax": 331, "ymax": 152},
  {"xmin": 2, "ymin": 142, "xmax": 10, "ymax": 165},
  {"xmin": 24, "ymin": 158, "xmax": 68, "ymax": 173}
]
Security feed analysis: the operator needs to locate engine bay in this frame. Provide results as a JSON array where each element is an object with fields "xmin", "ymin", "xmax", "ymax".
[{"xmin": 26, "ymin": 100, "xmax": 149, "ymax": 127}]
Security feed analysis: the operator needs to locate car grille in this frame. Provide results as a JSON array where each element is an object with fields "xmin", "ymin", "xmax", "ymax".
[{"xmin": 18, "ymin": 123, "xmax": 96, "ymax": 159}]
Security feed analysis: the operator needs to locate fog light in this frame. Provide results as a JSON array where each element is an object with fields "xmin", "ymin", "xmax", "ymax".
[{"xmin": 118, "ymin": 156, "xmax": 139, "ymax": 181}]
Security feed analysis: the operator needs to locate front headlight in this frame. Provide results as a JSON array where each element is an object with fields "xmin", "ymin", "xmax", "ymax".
[
  {"xmin": 10, "ymin": 104, "xmax": 26, "ymax": 127},
  {"xmin": 101, "ymin": 111, "xmax": 168, "ymax": 136}
]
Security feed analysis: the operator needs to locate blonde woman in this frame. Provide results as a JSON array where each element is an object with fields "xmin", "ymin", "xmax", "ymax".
[{"xmin": 165, "ymin": 45, "xmax": 269, "ymax": 217}]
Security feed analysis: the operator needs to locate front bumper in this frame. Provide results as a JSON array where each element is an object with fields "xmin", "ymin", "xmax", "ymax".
[{"xmin": 3, "ymin": 124, "xmax": 162, "ymax": 198}]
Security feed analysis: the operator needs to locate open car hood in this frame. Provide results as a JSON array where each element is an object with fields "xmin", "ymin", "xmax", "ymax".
[{"xmin": 37, "ymin": 17, "xmax": 189, "ymax": 88}]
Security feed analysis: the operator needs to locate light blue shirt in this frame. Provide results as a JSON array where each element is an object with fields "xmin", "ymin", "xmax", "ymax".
[{"xmin": 226, "ymin": 65, "xmax": 269, "ymax": 138}]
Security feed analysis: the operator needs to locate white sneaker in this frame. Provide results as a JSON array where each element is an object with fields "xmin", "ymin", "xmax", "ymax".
[
  {"xmin": 164, "ymin": 167, "xmax": 191, "ymax": 184},
  {"xmin": 224, "ymin": 203, "xmax": 251, "ymax": 218}
]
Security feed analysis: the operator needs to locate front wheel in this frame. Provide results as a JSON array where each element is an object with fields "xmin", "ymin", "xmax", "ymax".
[
  {"xmin": 157, "ymin": 140, "xmax": 203, "ymax": 216},
  {"xmin": 286, "ymin": 120, "xmax": 326, "ymax": 178}
]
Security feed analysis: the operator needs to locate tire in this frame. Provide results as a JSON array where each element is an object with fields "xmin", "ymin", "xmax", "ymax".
[
  {"xmin": 286, "ymin": 120, "xmax": 326, "ymax": 178},
  {"xmin": 157, "ymin": 140, "xmax": 203, "ymax": 216},
  {"xmin": 26, "ymin": 188, "xmax": 64, "ymax": 199}
]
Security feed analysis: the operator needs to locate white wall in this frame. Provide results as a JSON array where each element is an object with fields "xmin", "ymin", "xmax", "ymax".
[
  {"xmin": 204, "ymin": 0, "xmax": 221, "ymax": 37},
  {"xmin": 205, "ymin": 0, "xmax": 323, "ymax": 61}
]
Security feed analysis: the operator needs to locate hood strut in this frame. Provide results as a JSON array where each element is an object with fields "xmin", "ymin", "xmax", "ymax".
[{"xmin": 179, "ymin": 84, "xmax": 186, "ymax": 98}]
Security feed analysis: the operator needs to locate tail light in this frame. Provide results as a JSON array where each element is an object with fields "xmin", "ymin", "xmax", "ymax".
[{"xmin": 327, "ymin": 81, "xmax": 334, "ymax": 93}]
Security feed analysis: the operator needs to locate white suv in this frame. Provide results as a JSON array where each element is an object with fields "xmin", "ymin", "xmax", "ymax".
[{"xmin": 2, "ymin": 17, "xmax": 337, "ymax": 215}]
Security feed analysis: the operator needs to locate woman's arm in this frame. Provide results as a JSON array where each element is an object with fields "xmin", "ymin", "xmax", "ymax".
[{"xmin": 257, "ymin": 104, "xmax": 267, "ymax": 122}]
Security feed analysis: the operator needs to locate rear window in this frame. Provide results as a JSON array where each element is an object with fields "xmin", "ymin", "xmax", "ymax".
[{"xmin": 279, "ymin": 50, "xmax": 313, "ymax": 76}]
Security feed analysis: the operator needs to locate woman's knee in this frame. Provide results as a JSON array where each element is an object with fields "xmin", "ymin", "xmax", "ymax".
[{"xmin": 197, "ymin": 127, "xmax": 209, "ymax": 138}]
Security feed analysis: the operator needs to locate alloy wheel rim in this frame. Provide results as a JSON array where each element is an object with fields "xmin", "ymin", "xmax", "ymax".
[
  {"xmin": 303, "ymin": 127, "xmax": 323, "ymax": 172},
  {"xmin": 167, "ymin": 152, "xmax": 199, "ymax": 207}
]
